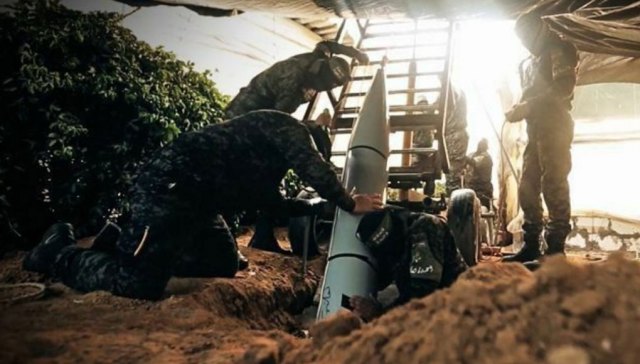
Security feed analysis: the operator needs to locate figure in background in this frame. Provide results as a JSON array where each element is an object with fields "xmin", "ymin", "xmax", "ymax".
[{"xmin": 465, "ymin": 138, "xmax": 494, "ymax": 210}]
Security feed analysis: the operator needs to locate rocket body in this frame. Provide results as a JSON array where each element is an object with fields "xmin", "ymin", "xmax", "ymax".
[{"xmin": 317, "ymin": 68, "xmax": 390, "ymax": 320}]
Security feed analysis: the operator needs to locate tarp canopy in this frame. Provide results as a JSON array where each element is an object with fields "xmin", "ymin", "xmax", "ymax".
[{"xmin": 118, "ymin": 0, "xmax": 640, "ymax": 83}]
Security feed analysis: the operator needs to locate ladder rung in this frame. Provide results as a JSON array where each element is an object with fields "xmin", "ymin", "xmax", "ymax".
[
  {"xmin": 330, "ymin": 168, "xmax": 438, "ymax": 180},
  {"xmin": 337, "ymin": 104, "xmax": 439, "ymax": 114},
  {"xmin": 361, "ymin": 44, "xmax": 447, "ymax": 52},
  {"xmin": 333, "ymin": 114, "xmax": 442, "ymax": 132},
  {"xmin": 363, "ymin": 29, "xmax": 449, "ymax": 39},
  {"xmin": 390, "ymin": 147, "xmax": 437, "ymax": 155},
  {"xmin": 344, "ymin": 87, "xmax": 442, "ymax": 97},
  {"xmin": 331, "ymin": 148, "xmax": 437, "ymax": 157},
  {"xmin": 368, "ymin": 56, "xmax": 446, "ymax": 65},
  {"xmin": 389, "ymin": 166, "xmax": 438, "ymax": 175},
  {"xmin": 351, "ymin": 71, "xmax": 441, "ymax": 82}
]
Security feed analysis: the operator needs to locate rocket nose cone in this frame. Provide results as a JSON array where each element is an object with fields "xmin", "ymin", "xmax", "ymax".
[{"xmin": 348, "ymin": 67, "xmax": 389, "ymax": 157}]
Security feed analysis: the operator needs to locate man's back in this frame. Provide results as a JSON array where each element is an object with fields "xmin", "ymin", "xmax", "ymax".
[{"xmin": 133, "ymin": 111, "xmax": 343, "ymax": 214}]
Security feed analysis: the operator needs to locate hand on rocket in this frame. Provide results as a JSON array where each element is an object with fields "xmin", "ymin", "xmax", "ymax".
[
  {"xmin": 350, "ymin": 294, "xmax": 383, "ymax": 322},
  {"xmin": 351, "ymin": 193, "xmax": 383, "ymax": 214}
]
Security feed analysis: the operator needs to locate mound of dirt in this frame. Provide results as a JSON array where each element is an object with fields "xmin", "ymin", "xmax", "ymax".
[
  {"xmin": 242, "ymin": 254, "xmax": 640, "ymax": 364},
  {"xmin": 0, "ymin": 231, "xmax": 325, "ymax": 363}
]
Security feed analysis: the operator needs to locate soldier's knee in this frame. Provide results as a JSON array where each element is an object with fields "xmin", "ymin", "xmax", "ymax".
[
  {"xmin": 217, "ymin": 261, "xmax": 239, "ymax": 278},
  {"xmin": 113, "ymin": 270, "xmax": 170, "ymax": 300}
]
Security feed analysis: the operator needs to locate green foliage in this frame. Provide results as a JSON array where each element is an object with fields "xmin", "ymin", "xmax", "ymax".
[
  {"xmin": 283, "ymin": 170, "xmax": 304, "ymax": 198},
  {"xmin": 0, "ymin": 0, "xmax": 228, "ymax": 250}
]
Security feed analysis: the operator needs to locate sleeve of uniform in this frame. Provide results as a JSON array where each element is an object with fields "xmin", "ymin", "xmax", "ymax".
[
  {"xmin": 274, "ymin": 120, "xmax": 355, "ymax": 212},
  {"xmin": 271, "ymin": 65, "xmax": 306, "ymax": 114},
  {"xmin": 528, "ymin": 41, "xmax": 578, "ymax": 111},
  {"xmin": 314, "ymin": 40, "xmax": 365, "ymax": 60}
]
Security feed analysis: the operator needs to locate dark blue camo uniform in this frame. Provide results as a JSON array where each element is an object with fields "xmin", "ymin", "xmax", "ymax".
[
  {"xmin": 360, "ymin": 208, "xmax": 468, "ymax": 306},
  {"xmin": 519, "ymin": 39, "xmax": 578, "ymax": 252},
  {"xmin": 51, "ymin": 111, "xmax": 355, "ymax": 299}
]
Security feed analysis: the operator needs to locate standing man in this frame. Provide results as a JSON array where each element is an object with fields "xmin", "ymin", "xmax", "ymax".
[
  {"xmin": 443, "ymin": 85, "xmax": 469, "ymax": 196},
  {"xmin": 23, "ymin": 111, "xmax": 383, "ymax": 300},
  {"xmin": 503, "ymin": 12, "xmax": 578, "ymax": 263},
  {"xmin": 465, "ymin": 138, "xmax": 494, "ymax": 210},
  {"xmin": 225, "ymin": 40, "xmax": 368, "ymax": 118}
]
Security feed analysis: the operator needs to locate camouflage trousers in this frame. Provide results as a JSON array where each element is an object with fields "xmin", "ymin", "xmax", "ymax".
[
  {"xmin": 467, "ymin": 180, "xmax": 493, "ymax": 210},
  {"xmin": 52, "ymin": 199, "xmax": 239, "ymax": 300},
  {"xmin": 519, "ymin": 116, "xmax": 574, "ymax": 246},
  {"xmin": 445, "ymin": 130, "xmax": 469, "ymax": 195}
]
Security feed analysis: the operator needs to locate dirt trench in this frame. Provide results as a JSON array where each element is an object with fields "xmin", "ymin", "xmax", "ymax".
[
  {"xmin": 0, "ymin": 232, "xmax": 324, "ymax": 363},
  {"xmin": 240, "ymin": 254, "xmax": 640, "ymax": 364}
]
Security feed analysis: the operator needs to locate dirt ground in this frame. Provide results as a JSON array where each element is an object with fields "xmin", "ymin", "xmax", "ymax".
[
  {"xmin": 0, "ymin": 231, "xmax": 324, "ymax": 363},
  {"xmin": 240, "ymin": 254, "xmax": 640, "ymax": 364},
  {"xmin": 3, "ymin": 231, "xmax": 640, "ymax": 364}
]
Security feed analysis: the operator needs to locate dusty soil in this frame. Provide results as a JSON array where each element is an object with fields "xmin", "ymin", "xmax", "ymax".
[
  {"xmin": 240, "ymin": 254, "xmax": 640, "ymax": 364},
  {"xmin": 0, "ymin": 231, "xmax": 325, "ymax": 363},
  {"xmin": 3, "ymin": 228, "xmax": 640, "ymax": 364}
]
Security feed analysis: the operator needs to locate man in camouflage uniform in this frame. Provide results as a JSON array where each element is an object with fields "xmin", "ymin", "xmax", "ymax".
[
  {"xmin": 225, "ymin": 40, "xmax": 368, "ymax": 118},
  {"xmin": 412, "ymin": 86, "xmax": 469, "ymax": 196},
  {"xmin": 443, "ymin": 86, "xmax": 469, "ymax": 195},
  {"xmin": 348, "ymin": 206, "xmax": 468, "ymax": 321},
  {"xmin": 225, "ymin": 41, "xmax": 367, "ymax": 253},
  {"xmin": 23, "ymin": 111, "xmax": 382, "ymax": 300},
  {"xmin": 503, "ymin": 12, "xmax": 578, "ymax": 263},
  {"xmin": 465, "ymin": 138, "xmax": 494, "ymax": 209}
]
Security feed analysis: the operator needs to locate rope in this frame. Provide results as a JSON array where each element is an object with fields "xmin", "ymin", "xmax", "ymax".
[{"xmin": 0, "ymin": 283, "xmax": 46, "ymax": 304}]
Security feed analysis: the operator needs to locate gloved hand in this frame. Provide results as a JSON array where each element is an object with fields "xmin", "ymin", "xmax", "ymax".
[
  {"xmin": 356, "ymin": 52, "xmax": 369, "ymax": 65},
  {"xmin": 350, "ymin": 294, "xmax": 383, "ymax": 322},
  {"xmin": 505, "ymin": 102, "xmax": 530, "ymax": 122},
  {"xmin": 286, "ymin": 197, "xmax": 330, "ymax": 217}
]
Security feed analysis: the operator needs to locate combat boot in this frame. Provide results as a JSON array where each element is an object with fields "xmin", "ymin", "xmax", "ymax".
[
  {"xmin": 502, "ymin": 238, "xmax": 541, "ymax": 263},
  {"xmin": 23, "ymin": 223, "xmax": 76, "ymax": 274},
  {"xmin": 238, "ymin": 250, "xmax": 249, "ymax": 271},
  {"xmin": 544, "ymin": 233, "xmax": 566, "ymax": 257},
  {"xmin": 248, "ymin": 216, "xmax": 290, "ymax": 255}
]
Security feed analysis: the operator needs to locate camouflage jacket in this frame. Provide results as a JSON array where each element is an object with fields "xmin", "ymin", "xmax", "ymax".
[
  {"xmin": 466, "ymin": 150, "xmax": 493, "ymax": 187},
  {"xmin": 225, "ymin": 41, "xmax": 362, "ymax": 118},
  {"xmin": 378, "ymin": 212, "xmax": 468, "ymax": 305},
  {"xmin": 134, "ymin": 111, "xmax": 354, "ymax": 215},
  {"xmin": 520, "ymin": 39, "xmax": 578, "ymax": 118}
]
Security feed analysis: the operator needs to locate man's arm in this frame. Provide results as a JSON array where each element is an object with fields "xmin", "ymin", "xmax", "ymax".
[
  {"xmin": 314, "ymin": 40, "xmax": 369, "ymax": 64},
  {"xmin": 527, "ymin": 41, "xmax": 578, "ymax": 111},
  {"xmin": 270, "ymin": 66, "xmax": 306, "ymax": 114},
  {"xmin": 272, "ymin": 119, "xmax": 356, "ymax": 211},
  {"xmin": 506, "ymin": 40, "xmax": 578, "ymax": 122}
]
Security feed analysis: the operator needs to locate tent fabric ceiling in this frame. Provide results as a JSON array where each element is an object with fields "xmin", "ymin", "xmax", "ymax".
[{"xmin": 116, "ymin": 0, "xmax": 640, "ymax": 83}]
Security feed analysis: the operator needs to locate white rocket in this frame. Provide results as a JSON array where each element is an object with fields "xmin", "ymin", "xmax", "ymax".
[{"xmin": 316, "ymin": 67, "xmax": 390, "ymax": 320}]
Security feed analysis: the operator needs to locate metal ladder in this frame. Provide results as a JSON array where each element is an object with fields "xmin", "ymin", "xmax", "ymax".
[{"xmin": 304, "ymin": 18, "xmax": 456, "ymax": 198}]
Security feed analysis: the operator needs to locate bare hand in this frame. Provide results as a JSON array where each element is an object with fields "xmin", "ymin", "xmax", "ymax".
[
  {"xmin": 505, "ymin": 102, "xmax": 530, "ymax": 122},
  {"xmin": 351, "ymin": 193, "xmax": 383, "ymax": 214},
  {"xmin": 350, "ymin": 295, "xmax": 383, "ymax": 322}
]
